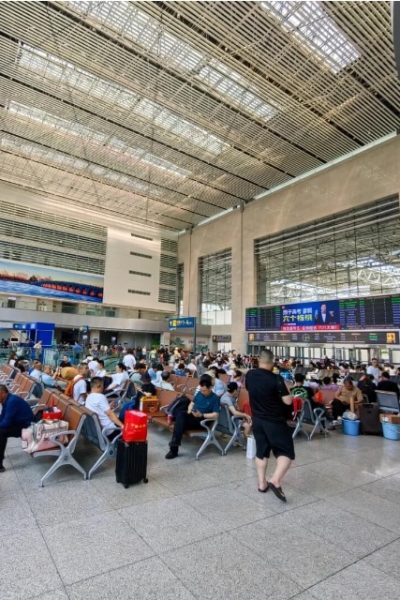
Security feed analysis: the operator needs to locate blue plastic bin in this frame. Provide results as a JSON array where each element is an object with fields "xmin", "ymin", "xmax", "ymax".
[
  {"xmin": 382, "ymin": 422, "xmax": 400, "ymax": 441},
  {"xmin": 342, "ymin": 419, "xmax": 360, "ymax": 436}
]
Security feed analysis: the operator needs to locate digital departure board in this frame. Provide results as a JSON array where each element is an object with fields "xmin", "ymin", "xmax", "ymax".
[
  {"xmin": 245, "ymin": 294, "xmax": 400, "ymax": 332},
  {"xmin": 248, "ymin": 331, "xmax": 400, "ymax": 345}
]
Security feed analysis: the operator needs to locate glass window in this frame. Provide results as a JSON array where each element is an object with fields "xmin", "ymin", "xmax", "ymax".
[
  {"xmin": 199, "ymin": 249, "xmax": 232, "ymax": 325},
  {"xmin": 256, "ymin": 197, "xmax": 400, "ymax": 305},
  {"xmin": 177, "ymin": 263, "xmax": 184, "ymax": 317}
]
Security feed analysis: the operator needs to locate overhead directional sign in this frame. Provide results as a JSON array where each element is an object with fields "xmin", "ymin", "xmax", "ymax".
[{"xmin": 168, "ymin": 317, "xmax": 196, "ymax": 330}]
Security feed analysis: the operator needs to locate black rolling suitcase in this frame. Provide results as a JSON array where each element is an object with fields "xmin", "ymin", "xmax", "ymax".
[
  {"xmin": 116, "ymin": 440, "xmax": 148, "ymax": 488},
  {"xmin": 359, "ymin": 403, "xmax": 381, "ymax": 435}
]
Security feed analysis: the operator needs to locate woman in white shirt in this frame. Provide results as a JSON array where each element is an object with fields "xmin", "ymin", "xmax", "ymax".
[{"xmin": 106, "ymin": 363, "xmax": 129, "ymax": 394}]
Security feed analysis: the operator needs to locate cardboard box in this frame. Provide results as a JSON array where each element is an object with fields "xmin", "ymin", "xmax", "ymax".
[
  {"xmin": 380, "ymin": 413, "xmax": 400, "ymax": 424},
  {"xmin": 139, "ymin": 397, "xmax": 164, "ymax": 417}
]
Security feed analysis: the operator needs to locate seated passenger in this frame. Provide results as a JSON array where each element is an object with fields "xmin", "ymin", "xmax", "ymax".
[
  {"xmin": 377, "ymin": 371, "xmax": 399, "ymax": 398},
  {"xmin": 321, "ymin": 376, "xmax": 339, "ymax": 392},
  {"xmin": 41, "ymin": 365, "xmax": 57, "ymax": 388},
  {"xmin": 65, "ymin": 363, "xmax": 89, "ymax": 405},
  {"xmin": 130, "ymin": 363, "xmax": 147, "ymax": 385},
  {"xmin": 209, "ymin": 367, "xmax": 226, "ymax": 397},
  {"xmin": 0, "ymin": 384, "xmax": 34, "ymax": 473},
  {"xmin": 122, "ymin": 348, "xmax": 136, "ymax": 372},
  {"xmin": 291, "ymin": 373, "xmax": 330, "ymax": 420},
  {"xmin": 119, "ymin": 382, "xmax": 157, "ymax": 421},
  {"xmin": 156, "ymin": 371, "xmax": 175, "ymax": 391},
  {"xmin": 58, "ymin": 355, "xmax": 72, "ymax": 369},
  {"xmin": 8, "ymin": 352, "xmax": 17, "ymax": 367},
  {"xmin": 231, "ymin": 369, "xmax": 244, "ymax": 388},
  {"xmin": 153, "ymin": 364, "xmax": 164, "ymax": 387},
  {"xmin": 85, "ymin": 377, "xmax": 123, "ymax": 438},
  {"xmin": 220, "ymin": 382, "xmax": 251, "ymax": 436},
  {"xmin": 105, "ymin": 363, "xmax": 128, "ymax": 396},
  {"xmin": 96, "ymin": 359, "xmax": 107, "ymax": 378},
  {"xmin": 147, "ymin": 362, "xmax": 158, "ymax": 382},
  {"xmin": 186, "ymin": 359, "xmax": 197, "ymax": 377},
  {"xmin": 174, "ymin": 363, "xmax": 187, "ymax": 377},
  {"xmin": 88, "ymin": 357, "xmax": 100, "ymax": 377},
  {"xmin": 331, "ymin": 376, "xmax": 363, "ymax": 419},
  {"xmin": 165, "ymin": 374, "xmax": 220, "ymax": 459},
  {"xmin": 29, "ymin": 362, "xmax": 43, "ymax": 382},
  {"xmin": 357, "ymin": 371, "xmax": 377, "ymax": 403}
]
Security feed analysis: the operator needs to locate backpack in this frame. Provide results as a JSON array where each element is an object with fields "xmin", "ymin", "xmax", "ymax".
[{"xmin": 65, "ymin": 376, "xmax": 83, "ymax": 398}]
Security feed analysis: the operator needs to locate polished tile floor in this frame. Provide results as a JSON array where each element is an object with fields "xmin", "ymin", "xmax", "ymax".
[{"xmin": 2, "ymin": 427, "xmax": 400, "ymax": 600}]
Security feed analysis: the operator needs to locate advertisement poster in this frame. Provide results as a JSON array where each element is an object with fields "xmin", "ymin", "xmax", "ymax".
[
  {"xmin": 281, "ymin": 300, "xmax": 340, "ymax": 331},
  {"xmin": 0, "ymin": 259, "xmax": 103, "ymax": 303}
]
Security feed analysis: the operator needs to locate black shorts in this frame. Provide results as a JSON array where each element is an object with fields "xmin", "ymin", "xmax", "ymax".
[{"xmin": 252, "ymin": 417, "xmax": 295, "ymax": 461}]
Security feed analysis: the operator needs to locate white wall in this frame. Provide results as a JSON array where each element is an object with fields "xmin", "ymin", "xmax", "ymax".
[
  {"xmin": 103, "ymin": 227, "xmax": 176, "ymax": 313},
  {"xmin": 179, "ymin": 135, "xmax": 400, "ymax": 352}
]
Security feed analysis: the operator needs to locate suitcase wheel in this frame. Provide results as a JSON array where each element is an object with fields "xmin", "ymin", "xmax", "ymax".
[
  {"xmin": 143, "ymin": 478, "xmax": 149, "ymax": 484},
  {"xmin": 124, "ymin": 484, "xmax": 130, "ymax": 489}
]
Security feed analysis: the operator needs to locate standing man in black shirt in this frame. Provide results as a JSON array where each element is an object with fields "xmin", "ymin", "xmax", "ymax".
[{"xmin": 245, "ymin": 350, "xmax": 294, "ymax": 502}]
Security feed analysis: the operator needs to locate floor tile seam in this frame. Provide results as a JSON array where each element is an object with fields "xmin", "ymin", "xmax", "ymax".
[
  {"xmin": 222, "ymin": 497, "xmax": 322, "ymax": 536},
  {"xmin": 230, "ymin": 509, "xmax": 360, "ymax": 563},
  {"xmin": 220, "ymin": 529, "xmax": 307, "ymax": 594},
  {"xmin": 25, "ymin": 585, "xmax": 70, "ymax": 600},
  {"xmin": 322, "ymin": 494, "xmax": 400, "ymax": 535},
  {"xmin": 292, "ymin": 540, "xmax": 400, "ymax": 599},
  {"xmin": 304, "ymin": 462, "xmax": 381, "ymax": 484},
  {"xmin": 295, "ymin": 525, "xmax": 400, "ymax": 563},
  {"xmin": 156, "ymin": 553, "xmax": 202, "ymax": 600},
  {"xmin": 62, "ymin": 553, "xmax": 159, "ymax": 589},
  {"xmin": 118, "ymin": 505, "xmax": 235, "ymax": 553},
  {"xmin": 287, "ymin": 473, "xmax": 385, "ymax": 499},
  {"xmin": 33, "ymin": 504, "xmax": 120, "ymax": 530},
  {"xmin": 167, "ymin": 482, "xmax": 281, "ymax": 518},
  {"xmin": 116, "ymin": 506, "xmax": 170, "ymax": 552},
  {"xmin": 153, "ymin": 476, "xmax": 254, "ymax": 499},
  {"xmin": 357, "ymin": 467, "xmax": 400, "ymax": 487}
]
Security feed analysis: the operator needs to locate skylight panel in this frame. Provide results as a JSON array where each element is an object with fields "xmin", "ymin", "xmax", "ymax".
[
  {"xmin": 106, "ymin": 139, "xmax": 190, "ymax": 178},
  {"xmin": 18, "ymin": 44, "xmax": 139, "ymax": 110},
  {"xmin": 67, "ymin": 1, "xmax": 204, "ymax": 73},
  {"xmin": 196, "ymin": 60, "xmax": 278, "ymax": 121},
  {"xmin": 9, "ymin": 101, "xmax": 190, "ymax": 180},
  {"xmin": 69, "ymin": 2, "xmax": 277, "ymax": 121},
  {"xmin": 261, "ymin": 1, "xmax": 360, "ymax": 73},
  {"xmin": 17, "ymin": 44, "xmax": 226, "ymax": 157},
  {"xmin": 8, "ymin": 101, "xmax": 110, "ymax": 145},
  {"xmin": 1, "ymin": 134, "xmax": 89, "ymax": 171},
  {"xmin": 135, "ymin": 99, "xmax": 229, "ymax": 156}
]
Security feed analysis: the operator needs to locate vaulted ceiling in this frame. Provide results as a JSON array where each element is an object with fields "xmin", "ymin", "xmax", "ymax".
[{"xmin": 0, "ymin": 1, "xmax": 399, "ymax": 231}]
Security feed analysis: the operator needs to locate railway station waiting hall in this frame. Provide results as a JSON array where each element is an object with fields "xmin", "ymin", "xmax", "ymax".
[{"xmin": 2, "ymin": 2, "xmax": 400, "ymax": 600}]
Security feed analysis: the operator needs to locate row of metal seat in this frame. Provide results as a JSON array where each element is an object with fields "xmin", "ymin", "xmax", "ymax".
[
  {"xmin": 0, "ymin": 364, "xmax": 41, "ymax": 402},
  {"xmin": 30, "ymin": 388, "xmax": 122, "ymax": 486}
]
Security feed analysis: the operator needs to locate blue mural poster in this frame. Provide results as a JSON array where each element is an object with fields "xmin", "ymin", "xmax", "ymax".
[{"xmin": 0, "ymin": 259, "xmax": 103, "ymax": 303}]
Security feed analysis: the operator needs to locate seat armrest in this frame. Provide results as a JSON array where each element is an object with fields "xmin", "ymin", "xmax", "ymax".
[
  {"xmin": 48, "ymin": 429, "xmax": 77, "ymax": 448},
  {"xmin": 101, "ymin": 426, "xmax": 122, "ymax": 444},
  {"xmin": 200, "ymin": 418, "xmax": 218, "ymax": 431},
  {"xmin": 313, "ymin": 407, "xmax": 325, "ymax": 418}
]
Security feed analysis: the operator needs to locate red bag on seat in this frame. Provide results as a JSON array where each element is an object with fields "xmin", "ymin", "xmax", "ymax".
[
  {"xmin": 43, "ymin": 408, "xmax": 63, "ymax": 421},
  {"xmin": 123, "ymin": 410, "xmax": 148, "ymax": 442}
]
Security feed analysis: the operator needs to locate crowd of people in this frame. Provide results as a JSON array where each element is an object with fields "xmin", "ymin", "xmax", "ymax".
[{"xmin": 1, "ymin": 346, "xmax": 399, "ymax": 500}]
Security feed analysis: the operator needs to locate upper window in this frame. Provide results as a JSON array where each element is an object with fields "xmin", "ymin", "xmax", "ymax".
[
  {"xmin": 255, "ymin": 197, "xmax": 400, "ymax": 305},
  {"xmin": 199, "ymin": 249, "xmax": 232, "ymax": 325}
]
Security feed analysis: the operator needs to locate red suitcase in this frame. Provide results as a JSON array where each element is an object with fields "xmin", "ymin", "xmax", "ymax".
[{"xmin": 122, "ymin": 410, "xmax": 148, "ymax": 442}]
